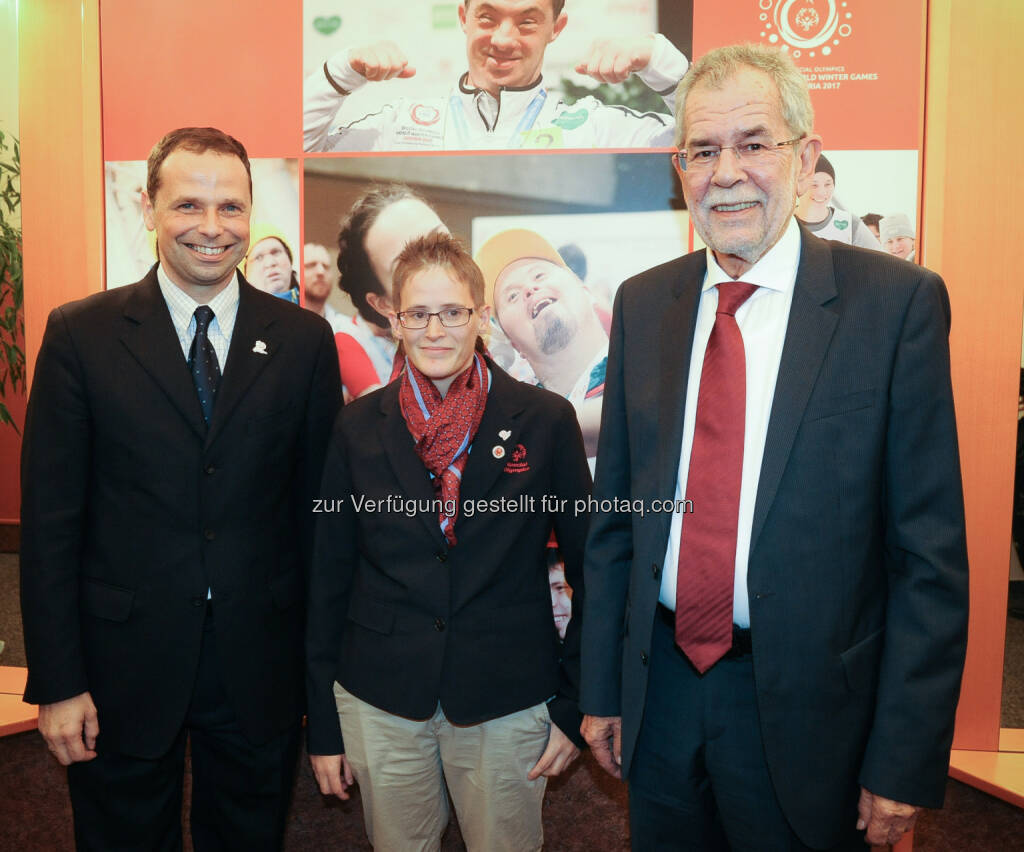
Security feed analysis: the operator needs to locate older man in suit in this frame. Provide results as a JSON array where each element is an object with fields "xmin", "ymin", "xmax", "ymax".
[
  {"xmin": 580, "ymin": 45, "xmax": 968, "ymax": 851},
  {"xmin": 20, "ymin": 127, "xmax": 341, "ymax": 850}
]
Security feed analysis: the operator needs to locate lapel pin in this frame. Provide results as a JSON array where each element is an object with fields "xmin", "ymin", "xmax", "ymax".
[
  {"xmin": 499, "ymin": 429, "xmax": 511, "ymax": 440},
  {"xmin": 492, "ymin": 445, "xmax": 506, "ymax": 459},
  {"xmin": 252, "ymin": 340, "xmax": 268, "ymax": 355}
]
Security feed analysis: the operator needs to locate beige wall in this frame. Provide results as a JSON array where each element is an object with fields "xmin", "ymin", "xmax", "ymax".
[{"xmin": 924, "ymin": 0, "xmax": 1024, "ymax": 750}]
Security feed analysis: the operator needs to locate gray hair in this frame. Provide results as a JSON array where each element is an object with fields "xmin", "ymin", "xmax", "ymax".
[{"xmin": 673, "ymin": 44, "xmax": 814, "ymax": 148}]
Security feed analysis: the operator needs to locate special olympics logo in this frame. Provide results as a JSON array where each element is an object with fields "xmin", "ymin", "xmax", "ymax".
[
  {"xmin": 757, "ymin": 0, "xmax": 854, "ymax": 59},
  {"xmin": 410, "ymin": 104, "xmax": 441, "ymax": 126}
]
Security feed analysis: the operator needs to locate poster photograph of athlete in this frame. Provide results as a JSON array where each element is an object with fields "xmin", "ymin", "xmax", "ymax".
[{"xmin": 303, "ymin": 0, "xmax": 692, "ymax": 151}]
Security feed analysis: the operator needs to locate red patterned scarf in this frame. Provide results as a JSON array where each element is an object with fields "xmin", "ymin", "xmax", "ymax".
[{"xmin": 399, "ymin": 352, "xmax": 490, "ymax": 545}]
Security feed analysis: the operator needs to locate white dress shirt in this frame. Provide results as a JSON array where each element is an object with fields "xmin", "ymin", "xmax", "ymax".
[
  {"xmin": 157, "ymin": 267, "xmax": 241, "ymax": 601},
  {"xmin": 157, "ymin": 265, "xmax": 239, "ymax": 370},
  {"xmin": 659, "ymin": 219, "xmax": 801, "ymax": 627}
]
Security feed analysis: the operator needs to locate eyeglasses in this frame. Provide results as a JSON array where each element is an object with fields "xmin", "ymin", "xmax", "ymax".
[
  {"xmin": 396, "ymin": 307, "xmax": 475, "ymax": 329},
  {"xmin": 672, "ymin": 136, "xmax": 804, "ymax": 171}
]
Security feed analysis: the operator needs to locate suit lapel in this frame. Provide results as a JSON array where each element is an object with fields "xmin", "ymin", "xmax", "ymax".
[
  {"xmin": 378, "ymin": 382, "xmax": 450, "ymax": 548},
  {"xmin": 378, "ymin": 363, "xmax": 525, "ymax": 547},
  {"xmin": 656, "ymin": 254, "xmax": 705, "ymax": 502},
  {"xmin": 750, "ymin": 230, "xmax": 839, "ymax": 553},
  {"xmin": 459, "ymin": 366, "xmax": 525, "ymax": 501},
  {"xmin": 206, "ymin": 279, "xmax": 276, "ymax": 448},
  {"xmin": 120, "ymin": 270, "xmax": 207, "ymax": 440}
]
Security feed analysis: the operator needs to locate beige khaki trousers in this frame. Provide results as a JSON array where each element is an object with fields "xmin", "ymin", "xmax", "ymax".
[{"xmin": 334, "ymin": 684, "xmax": 551, "ymax": 852}]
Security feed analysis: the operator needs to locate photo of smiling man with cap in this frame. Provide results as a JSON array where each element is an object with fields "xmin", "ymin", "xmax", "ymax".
[
  {"xmin": 795, "ymin": 153, "xmax": 881, "ymax": 250},
  {"xmin": 879, "ymin": 212, "xmax": 917, "ymax": 263},
  {"xmin": 476, "ymin": 227, "xmax": 608, "ymax": 463},
  {"xmin": 243, "ymin": 224, "xmax": 300, "ymax": 303}
]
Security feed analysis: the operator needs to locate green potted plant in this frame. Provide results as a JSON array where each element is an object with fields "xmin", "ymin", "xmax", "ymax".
[{"xmin": 0, "ymin": 130, "xmax": 24, "ymax": 432}]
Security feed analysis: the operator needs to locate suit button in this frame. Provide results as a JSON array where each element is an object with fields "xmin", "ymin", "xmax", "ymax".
[
  {"xmin": 204, "ymin": 529, "xmax": 215, "ymax": 541},
  {"xmin": 641, "ymin": 651, "xmax": 649, "ymax": 666},
  {"xmin": 434, "ymin": 617, "xmax": 446, "ymax": 632},
  {"xmin": 652, "ymin": 563, "xmax": 661, "ymax": 579},
  {"xmin": 191, "ymin": 597, "xmax": 205, "ymax": 607},
  {"xmin": 436, "ymin": 553, "xmax": 447, "ymax": 563},
  {"xmin": 204, "ymin": 464, "xmax": 217, "ymax": 475}
]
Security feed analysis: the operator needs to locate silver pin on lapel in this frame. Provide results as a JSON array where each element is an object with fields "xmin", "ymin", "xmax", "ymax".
[{"xmin": 252, "ymin": 340, "xmax": 268, "ymax": 355}]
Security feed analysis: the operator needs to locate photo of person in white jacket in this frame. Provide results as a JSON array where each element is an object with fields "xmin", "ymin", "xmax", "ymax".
[{"xmin": 304, "ymin": 0, "xmax": 690, "ymax": 152}]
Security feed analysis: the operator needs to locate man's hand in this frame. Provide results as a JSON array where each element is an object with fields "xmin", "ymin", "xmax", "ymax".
[
  {"xmin": 581, "ymin": 714, "xmax": 622, "ymax": 779},
  {"xmin": 310, "ymin": 753, "xmax": 356, "ymax": 800},
  {"xmin": 528, "ymin": 722, "xmax": 580, "ymax": 780},
  {"xmin": 857, "ymin": 787, "xmax": 921, "ymax": 846},
  {"xmin": 38, "ymin": 691, "xmax": 99, "ymax": 765},
  {"xmin": 575, "ymin": 35, "xmax": 656, "ymax": 84},
  {"xmin": 349, "ymin": 41, "xmax": 417, "ymax": 82}
]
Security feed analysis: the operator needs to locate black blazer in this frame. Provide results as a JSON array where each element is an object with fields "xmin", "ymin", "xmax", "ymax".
[
  {"xmin": 306, "ymin": 362, "xmax": 591, "ymax": 755},
  {"xmin": 580, "ymin": 229, "xmax": 969, "ymax": 849},
  {"xmin": 20, "ymin": 268, "xmax": 342, "ymax": 758}
]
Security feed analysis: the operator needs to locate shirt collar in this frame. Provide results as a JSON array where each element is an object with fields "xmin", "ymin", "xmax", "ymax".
[
  {"xmin": 702, "ymin": 217, "xmax": 802, "ymax": 295},
  {"xmin": 458, "ymin": 72, "xmax": 544, "ymax": 98},
  {"xmin": 156, "ymin": 265, "xmax": 241, "ymax": 336}
]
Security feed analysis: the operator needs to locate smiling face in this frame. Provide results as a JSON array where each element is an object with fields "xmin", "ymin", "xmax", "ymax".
[
  {"xmin": 885, "ymin": 235, "xmax": 915, "ymax": 260},
  {"xmin": 458, "ymin": 0, "xmax": 567, "ymax": 97},
  {"xmin": 141, "ymin": 149, "xmax": 251, "ymax": 301},
  {"xmin": 246, "ymin": 237, "xmax": 293, "ymax": 294},
  {"xmin": 493, "ymin": 257, "xmax": 590, "ymax": 361},
  {"xmin": 549, "ymin": 561, "xmax": 572, "ymax": 640},
  {"xmin": 677, "ymin": 67, "xmax": 820, "ymax": 278},
  {"xmin": 808, "ymin": 171, "xmax": 835, "ymax": 206},
  {"xmin": 390, "ymin": 265, "xmax": 491, "ymax": 396}
]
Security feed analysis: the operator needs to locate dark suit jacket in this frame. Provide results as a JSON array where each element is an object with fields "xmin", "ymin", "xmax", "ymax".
[
  {"xmin": 20, "ymin": 268, "xmax": 341, "ymax": 758},
  {"xmin": 580, "ymin": 229, "xmax": 969, "ymax": 848},
  {"xmin": 306, "ymin": 362, "xmax": 591, "ymax": 755}
]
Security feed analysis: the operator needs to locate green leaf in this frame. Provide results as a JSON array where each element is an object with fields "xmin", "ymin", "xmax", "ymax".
[{"xmin": 0, "ymin": 133, "xmax": 24, "ymax": 432}]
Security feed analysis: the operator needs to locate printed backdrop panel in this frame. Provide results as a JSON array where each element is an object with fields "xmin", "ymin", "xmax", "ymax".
[{"xmin": 693, "ymin": 0, "xmax": 924, "ymax": 150}]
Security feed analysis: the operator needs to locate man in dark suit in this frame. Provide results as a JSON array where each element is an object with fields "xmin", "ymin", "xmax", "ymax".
[
  {"xmin": 580, "ymin": 45, "xmax": 968, "ymax": 851},
  {"xmin": 307, "ymin": 232, "xmax": 591, "ymax": 850},
  {"xmin": 20, "ymin": 127, "xmax": 341, "ymax": 850}
]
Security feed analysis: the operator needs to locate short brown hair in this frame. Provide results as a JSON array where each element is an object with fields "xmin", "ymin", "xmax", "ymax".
[
  {"xmin": 392, "ymin": 232, "xmax": 485, "ymax": 308},
  {"xmin": 146, "ymin": 127, "xmax": 252, "ymax": 204},
  {"xmin": 464, "ymin": 0, "xmax": 565, "ymax": 19}
]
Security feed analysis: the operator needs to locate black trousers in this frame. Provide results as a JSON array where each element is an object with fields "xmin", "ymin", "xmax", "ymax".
[
  {"xmin": 628, "ymin": 612, "xmax": 863, "ymax": 852},
  {"xmin": 67, "ymin": 605, "xmax": 300, "ymax": 852}
]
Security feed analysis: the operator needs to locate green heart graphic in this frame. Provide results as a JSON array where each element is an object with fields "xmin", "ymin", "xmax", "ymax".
[
  {"xmin": 552, "ymin": 108, "xmax": 589, "ymax": 131},
  {"xmin": 834, "ymin": 219, "xmax": 849, "ymax": 230},
  {"xmin": 313, "ymin": 16, "xmax": 341, "ymax": 35}
]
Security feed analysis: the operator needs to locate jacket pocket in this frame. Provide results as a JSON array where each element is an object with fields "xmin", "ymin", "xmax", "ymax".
[
  {"xmin": 81, "ymin": 577, "xmax": 135, "ymax": 622},
  {"xmin": 246, "ymin": 403, "xmax": 295, "ymax": 434},
  {"xmin": 346, "ymin": 596, "xmax": 395, "ymax": 635},
  {"xmin": 839, "ymin": 627, "xmax": 885, "ymax": 694},
  {"xmin": 804, "ymin": 388, "xmax": 876, "ymax": 423}
]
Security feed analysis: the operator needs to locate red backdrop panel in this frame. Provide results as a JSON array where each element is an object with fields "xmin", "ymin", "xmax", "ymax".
[{"xmin": 99, "ymin": 0, "xmax": 300, "ymax": 160}]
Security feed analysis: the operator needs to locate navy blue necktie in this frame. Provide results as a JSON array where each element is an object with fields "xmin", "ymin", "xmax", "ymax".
[{"xmin": 189, "ymin": 306, "xmax": 221, "ymax": 425}]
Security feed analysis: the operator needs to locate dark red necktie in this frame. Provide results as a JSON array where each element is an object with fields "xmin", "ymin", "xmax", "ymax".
[{"xmin": 675, "ymin": 281, "xmax": 758, "ymax": 673}]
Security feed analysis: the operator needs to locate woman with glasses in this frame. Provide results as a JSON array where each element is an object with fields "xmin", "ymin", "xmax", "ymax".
[{"xmin": 306, "ymin": 231, "xmax": 591, "ymax": 852}]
